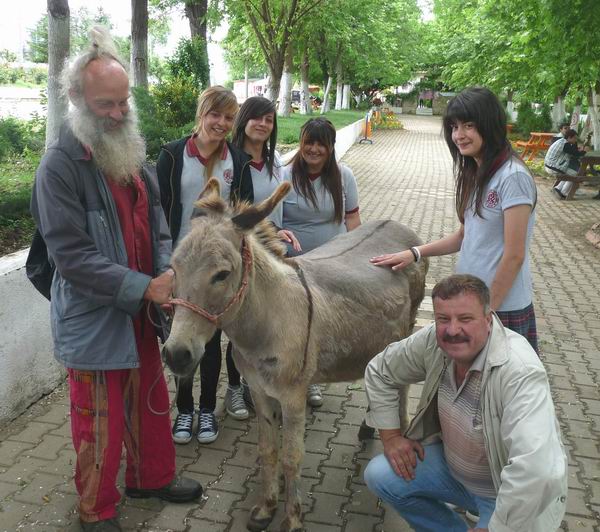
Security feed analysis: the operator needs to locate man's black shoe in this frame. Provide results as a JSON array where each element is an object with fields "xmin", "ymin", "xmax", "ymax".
[
  {"xmin": 80, "ymin": 518, "xmax": 122, "ymax": 531},
  {"xmin": 125, "ymin": 475, "xmax": 203, "ymax": 503},
  {"xmin": 593, "ymin": 192, "xmax": 600, "ymax": 200}
]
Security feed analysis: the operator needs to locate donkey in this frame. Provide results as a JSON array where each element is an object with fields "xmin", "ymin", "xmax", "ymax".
[{"xmin": 163, "ymin": 179, "xmax": 428, "ymax": 532}]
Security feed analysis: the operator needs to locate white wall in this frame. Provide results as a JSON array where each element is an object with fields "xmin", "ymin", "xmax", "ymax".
[{"xmin": 0, "ymin": 249, "xmax": 65, "ymax": 425}]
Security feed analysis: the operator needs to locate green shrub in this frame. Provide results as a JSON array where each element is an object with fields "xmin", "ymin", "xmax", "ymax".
[
  {"xmin": 0, "ymin": 115, "xmax": 46, "ymax": 162},
  {"xmin": 0, "ymin": 117, "xmax": 26, "ymax": 161},
  {"xmin": 133, "ymin": 85, "xmax": 195, "ymax": 160},
  {"xmin": 517, "ymin": 101, "xmax": 552, "ymax": 136},
  {"xmin": 168, "ymin": 37, "xmax": 209, "ymax": 90}
]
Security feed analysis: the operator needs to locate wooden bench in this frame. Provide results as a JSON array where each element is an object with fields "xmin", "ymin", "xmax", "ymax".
[
  {"xmin": 551, "ymin": 150, "xmax": 600, "ymax": 200},
  {"xmin": 516, "ymin": 132, "xmax": 556, "ymax": 161}
]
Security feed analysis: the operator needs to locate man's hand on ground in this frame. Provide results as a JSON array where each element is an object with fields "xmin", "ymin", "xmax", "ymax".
[
  {"xmin": 144, "ymin": 269, "xmax": 174, "ymax": 304},
  {"xmin": 379, "ymin": 429, "xmax": 424, "ymax": 481}
]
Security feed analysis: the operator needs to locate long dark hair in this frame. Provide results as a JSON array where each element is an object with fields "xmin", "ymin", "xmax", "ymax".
[
  {"xmin": 290, "ymin": 118, "xmax": 343, "ymax": 223},
  {"xmin": 232, "ymin": 96, "xmax": 278, "ymax": 177},
  {"xmin": 442, "ymin": 87, "xmax": 512, "ymax": 222}
]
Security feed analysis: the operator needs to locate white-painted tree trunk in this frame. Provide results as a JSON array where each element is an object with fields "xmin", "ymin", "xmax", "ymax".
[
  {"xmin": 551, "ymin": 96, "xmax": 566, "ymax": 128},
  {"xmin": 278, "ymin": 69, "xmax": 293, "ymax": 117},
  {"xmin": 300, "ymin": 78, "xmax": 311, "ymax": 115},
  {"xmin": 46, "ymin": 0, "xmax": 70, "ymax": 150},
  {"xmin": 335, "ymin": 82, "xmax": 343, "ymax": 110},
  {"xmin": 320, "ymin": 76, "xmax": 332, "ymax": 114},
  {"xmin": 506, "ymin": 101, "xmax": 514, "ymax": 118},
  {"xmin": 342, "ymin": 84, "xmax": 350, "ymax": 109},
  {"xmin": 588, "ymin": 89, "xmax": 600, "ymax": 150},
  {"xmin": 264, "ymin": 76, "xmax": 272, "ymax": 101},
  {"xmin": 570, "ymin": 99, "xmax": 581, "ymax": 130},
  {"xmin": 299, "ymin": 49, "xmax": 311, "ymax": 115}
]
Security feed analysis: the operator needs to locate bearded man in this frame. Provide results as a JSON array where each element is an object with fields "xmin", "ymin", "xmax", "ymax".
[{"xmin": 30, "ymin": 27, "xmax": 201, "ymax": 531}]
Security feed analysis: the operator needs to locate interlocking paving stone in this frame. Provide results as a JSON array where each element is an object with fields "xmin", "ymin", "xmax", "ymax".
[
  {"xmin": 2, "ymin": 117, "xmax": 600, "ymax": 530},
  {"xmin": 0, "ymin": 440, "xmax": 35, "ymax": 467}
]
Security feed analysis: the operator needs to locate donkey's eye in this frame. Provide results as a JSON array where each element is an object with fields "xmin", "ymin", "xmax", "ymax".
[{"xmin": 212, "ymin": 270, "xmax": 231, "ymax": 283}]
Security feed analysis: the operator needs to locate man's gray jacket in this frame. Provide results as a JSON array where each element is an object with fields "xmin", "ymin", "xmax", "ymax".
[
  {"xmin": 31, "ymin": 125, "xmax": 172, "ymax": 370},
  {"xmin": 365, "ymin": 316, "xmax": 568, "ymax": 532}
]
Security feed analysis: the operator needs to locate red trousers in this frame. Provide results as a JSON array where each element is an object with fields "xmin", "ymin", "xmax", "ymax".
[{"xmin": 68, "ymin": 318, "xmax": 175, "ymax": 522}]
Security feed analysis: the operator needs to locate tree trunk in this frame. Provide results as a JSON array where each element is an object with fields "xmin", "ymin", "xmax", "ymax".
[
  {"xmin": 266, "ymin": 54, "xmax": 284, "ymax": 104},
  {"xmin": 244, "ymin": 62, "xmax": 249, "ymax": 100},
  {"xmin": 267, "ymin": 73, "xmax": 281, "ymax": 105},
  {"xmin": 299, "ymin": 48, "xmax": 311, "ymax": 115},
  {"xmin": 277, "ymin": 46, "xmax": 293, "ymax": 117},
  {"xmin": 588, "ymin": 86, "xmax": 600, "ymax": 150},
  {"xmin": 184, "ymin": 0, "xmax": 210, "ymax": 84},
  {"xmin": 320, "ymin": 76, "xmax": 333, "ymax": 114},
  {"xmin": 506, "ymin": 90, "xmax": 514, "ymax": 121},
  {"xmin": 46, "ymin": 0, "xmax": 70, "ymax": 150},
  {"xmin": 334, "ymin": 56, "xmax": 342, "ymax": 110},
  {"xmin": 570, "ymin": 96, "xmax": 582, "ymax": 130},
  {"xmin": 342, "ymin": 84, "xmax": 350, "ymax": 109},
  {"xmin": 552, "ymin": 95, "xmax": 566, "ymax": 128},
  {"xmin": 131, "ymin": 0, "xmax": 148, "ymax": 88}
]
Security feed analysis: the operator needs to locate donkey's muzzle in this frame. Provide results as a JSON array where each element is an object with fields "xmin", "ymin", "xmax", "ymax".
[{"xmin": 162, "ymin": 345, "xmax": 195, "ymax": 376}]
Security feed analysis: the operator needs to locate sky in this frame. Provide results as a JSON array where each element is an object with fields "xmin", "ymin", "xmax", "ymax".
[{"xmin": 1, "ymin": 0, "xmax": 230, "ymax": 84}]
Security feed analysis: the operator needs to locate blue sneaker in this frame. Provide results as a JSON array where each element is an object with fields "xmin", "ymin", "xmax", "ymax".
[{"xmin": 197, "ymin": 408, "xmax": 219, "ymax": 444}]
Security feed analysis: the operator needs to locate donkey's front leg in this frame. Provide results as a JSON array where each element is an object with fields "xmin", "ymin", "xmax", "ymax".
[
  {"xmin": 279, "ymin": 393, "xmax": 307, "ymax": 532},
  {"xmin": 247, "ymin": 388, "xmax": 280, "ymax": 532}
]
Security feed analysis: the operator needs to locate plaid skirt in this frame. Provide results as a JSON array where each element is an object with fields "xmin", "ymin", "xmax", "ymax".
[
  {"xmin": 496, "ymin": 303, "xmax": 540, "ymax": 355},
  {"xmin": 496, "ymin": 303, "xmax": 539, "ymax": 355}
]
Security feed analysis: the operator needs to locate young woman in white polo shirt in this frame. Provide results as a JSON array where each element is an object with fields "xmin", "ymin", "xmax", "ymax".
[
  {"xmin": 371, "ymin": 87, "xmax": 538, "ymax": 354},
  {"xmin": 157, "ymin": 86, "xmax": 253, "ymax": 446},
  {"xmin": 281, "ymin": 117, "xmax": 362, "ymax": 406},
  {"xmin": 231, "ymin": 96, "xmax": 300, "ymax": 249}
]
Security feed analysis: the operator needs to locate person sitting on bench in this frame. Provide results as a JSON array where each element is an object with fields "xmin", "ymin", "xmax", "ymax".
[{"xmin": 544, "ymin": 128, "xmax": 589, "ymax": 199}]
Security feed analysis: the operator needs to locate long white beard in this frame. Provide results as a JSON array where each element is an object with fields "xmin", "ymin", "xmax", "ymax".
[{"xmin": 68, "ymin": 105, "xmax": 146, "ymax": 185}]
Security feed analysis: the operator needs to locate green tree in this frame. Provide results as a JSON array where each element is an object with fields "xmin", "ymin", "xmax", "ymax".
[
  {"xmin": 27, "ymin": 15, "xmax": 49, "ymax": 63},
  {"xmin": 26, "ymin": 7, "xmax": 125, "ymax": 63},
  {"xmin": 224, "ymin": 0, "xmax": 325, "ymax": 100}
]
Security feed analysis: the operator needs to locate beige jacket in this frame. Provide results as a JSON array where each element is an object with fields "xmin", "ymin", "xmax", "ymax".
[{"xmin": 365, "ymin": 315, "xmax": 567, "ymax": 532}]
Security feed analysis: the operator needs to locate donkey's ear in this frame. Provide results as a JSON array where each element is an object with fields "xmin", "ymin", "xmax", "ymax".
[
  {"xmin": 199, "ymin": 177, "xmax": 221, "ymax": 199},
  {"xmin": 194, "ymin": 177, "xmax": 227, "ymax": 214},
  {"xmin": 232, "ymin": 182, "xmax": 291, "ymax": 231}
]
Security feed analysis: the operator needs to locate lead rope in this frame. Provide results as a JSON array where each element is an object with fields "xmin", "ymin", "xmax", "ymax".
[{"xmin": 145, "ymin": 301, "xmax": 179, "ymax": 416}]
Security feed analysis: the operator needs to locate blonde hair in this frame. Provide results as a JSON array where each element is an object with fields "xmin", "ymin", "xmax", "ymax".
[{"xmin": 193, "ymin": 86, "xmax": 239, "ymax": 179}]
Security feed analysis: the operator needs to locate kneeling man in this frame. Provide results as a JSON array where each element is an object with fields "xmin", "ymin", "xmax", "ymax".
[{"xmin": 363, "ymin": 274, "xmax": 567, "ymax": 532}]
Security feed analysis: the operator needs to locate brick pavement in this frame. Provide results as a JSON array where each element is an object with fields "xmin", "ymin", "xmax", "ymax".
[{"xmin": 1, "ymin": 115, "xmax": 599, "ymax": 531}]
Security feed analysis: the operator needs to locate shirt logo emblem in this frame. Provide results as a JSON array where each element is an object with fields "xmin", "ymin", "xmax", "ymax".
[
  {"xmin": 485, "ymin": 189, "xmax": 499, "ymax": 208},
  {"xmin": 223, "ymin": 169, "xmax": 233, "ymax": 184}
]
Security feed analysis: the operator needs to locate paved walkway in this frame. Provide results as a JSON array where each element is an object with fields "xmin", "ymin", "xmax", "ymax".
[{"xmin": 1, "ymin": 115, "xmax": 600, "ymax": 531}]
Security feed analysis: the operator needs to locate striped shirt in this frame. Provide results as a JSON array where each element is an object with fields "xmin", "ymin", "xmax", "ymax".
[{"xmin": 438, "ymin": 349, "xmax": 496, "ymax": 498}]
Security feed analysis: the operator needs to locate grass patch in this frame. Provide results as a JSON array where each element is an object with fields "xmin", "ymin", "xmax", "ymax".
[
  {"xmin": 0, "ymin": 153, "xmax": 40, "ymax": 255},
  {"xmin": 276, "ymin": 110, "xmax": 364, "ymax": 146}
]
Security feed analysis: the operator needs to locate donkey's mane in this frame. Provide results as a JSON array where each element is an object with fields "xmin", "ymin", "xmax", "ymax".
[{"xmin": 194, "ymin": 196, "xmax": 287, "ymax": 259}]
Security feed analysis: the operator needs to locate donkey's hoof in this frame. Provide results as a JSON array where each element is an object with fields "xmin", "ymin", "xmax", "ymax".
[
  {"xmin": 247, "ymin": 505, "xmax": 276, "ymax": 532},
  {"xmin": 358, "ymin": 420, "xmax": 375, "ymax": 441}
]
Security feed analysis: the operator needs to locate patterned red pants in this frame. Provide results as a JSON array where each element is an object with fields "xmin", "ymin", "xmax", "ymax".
[{"xmin": 68, "ymin": 335, "xmax": 175, "ymax": 522}]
